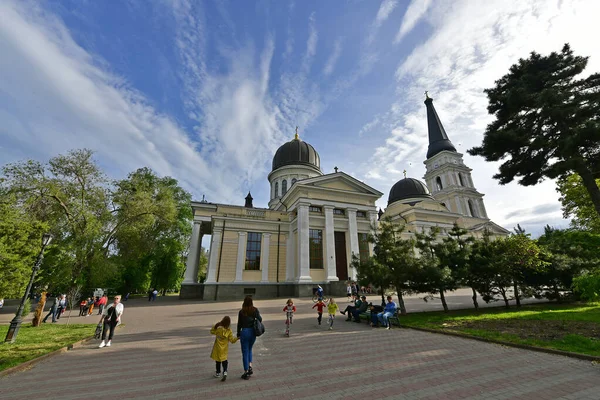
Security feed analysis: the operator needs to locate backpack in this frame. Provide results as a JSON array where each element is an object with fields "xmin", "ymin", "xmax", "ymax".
[{"xmin": 253, "ymin": 311, "xmax": 265, "ymax": 336}]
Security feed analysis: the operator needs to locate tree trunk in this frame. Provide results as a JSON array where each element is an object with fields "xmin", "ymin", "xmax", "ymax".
[
  {"xmin": 32, "ymin": 292, "xmax": 47, "ymax": 327},
  {"xmin": 471, "ymin": 287, "xmax": 479, "ymax": 310},
  {"xmin": 395, "ymin": 288, "xmax": 407, "ymax": 315},
  {"xmin": 578, "ymin": 167, "xmax": 600, "ymax": 218},
  {"xmin": 380, "ymin": 288, "xmax": 386, "ymax": 307},
  {"xmin": 439, "ymin": 289, "xmax": 449, "ymax": 313},
  {"xmin": 513, "ymin": 281, "xmax": 521, "ymax": 307},
  {"xmin": 500, "ymin": 288, "xmax": 510, "ymax": 308}
]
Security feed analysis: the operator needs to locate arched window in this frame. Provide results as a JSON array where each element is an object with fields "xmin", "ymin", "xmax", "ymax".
[
  {"xmin": 282, "ymin": 179, "xmax": 288, "ymax": 195},
  {"xmin": 458, "ymin": 173, "xmax": 465, "ymax": 186},
  {"xmin": 292, "ymin": 178, "xmax": 297, "ymax": 186},
  {"xmin": 436, "ymin": 177, "xmax": 443, "ymax": 191},
  {"xmin": 468, "ymin": 200, "xmax": 477, "ymax": 217},
  {"xmin": 441, "ymin": 202, "xmax": 446, "ymax": 208},
  {"xmin": 275, "ymin": 182, "xmax": 279, "ymax": 197}
]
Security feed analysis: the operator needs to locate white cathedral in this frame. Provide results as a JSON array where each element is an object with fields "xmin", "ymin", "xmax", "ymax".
[{"xmin": 180, "ymin": 95, "xmax": 510, "ymax": 300}]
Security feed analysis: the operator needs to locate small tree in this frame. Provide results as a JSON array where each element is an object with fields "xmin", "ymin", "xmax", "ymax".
[
  {"xmin": 470, "ymin": 230, "xmax": 511, "ymax": 307},
  {"xmin": 443, "ymin": 224, "xmax": 477, "ymax": 309},
  {"xmin": 414, "ymin": 227, "xmax": 457, "ymax": 313}
]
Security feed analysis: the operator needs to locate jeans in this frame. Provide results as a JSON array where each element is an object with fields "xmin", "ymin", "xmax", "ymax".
[
  {"xmin": 43, "ymin": 308, "xmax": 57, "ymax": 323},
  {"xmin": 378, "ymin": 311, "xmax": 394, "ymax": 327},
  {"xmin": 240, "ymin": 327, "xmax": 256, "ymax": 372},
  {"xmin": 101, "ymin": 319, "xmax": 118, "ymax": 341}
]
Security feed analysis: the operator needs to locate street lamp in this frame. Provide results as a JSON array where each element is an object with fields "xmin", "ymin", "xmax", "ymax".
[{"xmin": 4, "ymin": 233, "xmax": 53, "ymax": 343}]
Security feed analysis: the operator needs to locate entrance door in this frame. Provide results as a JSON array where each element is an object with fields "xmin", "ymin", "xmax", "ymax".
[{"xmin": 334, "ymin": 231, "xmax": 348, "ymax": 281}]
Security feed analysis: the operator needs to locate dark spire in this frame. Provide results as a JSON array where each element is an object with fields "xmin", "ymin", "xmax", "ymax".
[
  {"xmin": 244, "ymin": 192, "xmax": 253, "ymax": 208},
  {"xmin": 424, "ymin": 94, "xmax": 457, "ymax": 159}
]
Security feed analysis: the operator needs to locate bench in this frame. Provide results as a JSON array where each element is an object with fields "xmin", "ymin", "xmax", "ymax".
[{"xmin": 358, "ymin": 310, "xmax": 401, "ymax": 328}]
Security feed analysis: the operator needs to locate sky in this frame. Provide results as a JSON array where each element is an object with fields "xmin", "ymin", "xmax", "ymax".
[{"xmin": 1, "ymin": 0, "xmax": 598, "ymax": 237}]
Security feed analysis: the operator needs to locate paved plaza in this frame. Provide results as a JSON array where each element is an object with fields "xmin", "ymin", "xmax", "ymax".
[{"xmin": 1, "ymin": 291, "xmax": 599, "ymax": 399}]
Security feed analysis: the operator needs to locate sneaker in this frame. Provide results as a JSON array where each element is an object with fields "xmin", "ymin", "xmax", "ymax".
[
  {"xmin": 106, "ymin": 341, "xmax": 111, "ymax": 347},
  {"xmin": 386, "ymin": 326, "xmax": 391, "ymax": 330},
  {"xmin": 214, "ymin": 373, "xmax": 221, "ymax": 378},
  {"xmin": 247, "ymin": 366, "xmax": 253, "ymax": 376},
  {"xmin": 329, "ymin": 326, "xmax": 333, "ymax": 330},
  {"xmin": 99, "ymin": 341, "xmax": 106, "ymax": 348},
  {"xmin": 340, "ymin": 311, "xmax": 346, "ymax": 315},
  {"xmin": 241, "ymin": 372, "xmax": 250, "ymax": 380},
  {"xmin": 221, "ymin": 372, "xmax": 227, "ymax": 381},
  {"xmin": 318, "ymin": 320, "xmax": 321, "ymax": 325}
]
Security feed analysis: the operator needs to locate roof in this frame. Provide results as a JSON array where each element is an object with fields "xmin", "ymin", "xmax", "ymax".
[{"xmin": 425, "ymin": 96, "xmax": 457, "ymax": 159}]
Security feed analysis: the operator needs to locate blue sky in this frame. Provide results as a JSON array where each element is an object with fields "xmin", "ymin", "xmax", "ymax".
[{"xmin": 1, "ymin": 0, "xmax": 598, "ymax": 236}]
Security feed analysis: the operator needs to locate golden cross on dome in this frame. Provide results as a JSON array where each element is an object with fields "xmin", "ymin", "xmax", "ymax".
[
  {"xmin": 403, "ymin": 169, "xmax": 407, "ymax": 179},
  {"xmin": 424, "ymin": 91, "xmax": 430, "ymax": 99},
  {"xmin": 295, "ymin": 126, "xmax": 299, "ymax": 140}
]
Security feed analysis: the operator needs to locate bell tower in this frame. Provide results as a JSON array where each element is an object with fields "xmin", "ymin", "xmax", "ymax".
[{"xmin": 422, "ymin": 94, "xmax": 488, "ymax": 219}]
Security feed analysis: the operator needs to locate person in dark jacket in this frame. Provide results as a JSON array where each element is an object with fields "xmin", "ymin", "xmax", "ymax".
[
  {"xmin": 351, "ymin": 296, "xmax": 369, "ymax": 322},
  {"xmin": 236, "ymin": 296, "xmax": 262, "ymax": 380},
  {"xmin": 43, "ymin": 295, "xmax": 59, "ymax": 323}
]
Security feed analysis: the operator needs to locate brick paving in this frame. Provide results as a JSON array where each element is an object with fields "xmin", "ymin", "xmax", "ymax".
[{"xmin": 1, "ymin": 294, "xmax": 599, "ymax": 399}]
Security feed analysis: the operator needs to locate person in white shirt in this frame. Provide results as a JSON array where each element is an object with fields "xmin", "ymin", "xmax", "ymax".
[{"xmin": 98, "ymin": 295, "xmax": 124, "ymax": 348}]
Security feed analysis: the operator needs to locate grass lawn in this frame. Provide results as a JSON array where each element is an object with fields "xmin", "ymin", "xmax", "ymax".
[
  {"xmin": 399, "ymin": 302, "xmax": 600, "ymax": 357},
  {"xmin": 0, "ymin": 323, "xmax": 92, "ymax": 372}
]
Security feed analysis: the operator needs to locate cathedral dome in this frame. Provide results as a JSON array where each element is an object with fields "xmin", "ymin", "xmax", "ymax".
[
  {"xmin": 388, "ymin": 178, "xmax": 434, "ymax": 205},
  {"xmin": 272, "ymin": 135, "xmax": 321, "ymax": 173}
]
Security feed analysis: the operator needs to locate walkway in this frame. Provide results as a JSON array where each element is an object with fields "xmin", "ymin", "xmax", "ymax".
[{"xmin": 1, "ymin": 292, "xmax": 598, "ymax": 399}]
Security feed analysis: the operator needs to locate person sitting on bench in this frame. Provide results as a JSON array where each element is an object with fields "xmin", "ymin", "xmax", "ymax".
[
  {"xmin": 377, "ymin": 296, "xmax": 398, "ymax": 329},
  {"xmin": 369, "ymin": 303, "xmax": 384, "ymax": 327},
  {"xmin": 340, "ymin": 296, "xmax": 361, "ymax": 320},
  {"xmin": 351, "ymin": 296, "xmax": 369, "ymax": 322}
]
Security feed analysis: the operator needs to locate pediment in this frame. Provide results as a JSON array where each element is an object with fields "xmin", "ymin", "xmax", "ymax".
[
  {"xmin": 468, "ymin": 220, "xmax": 511, "ymax": 235},
  {"xmin": 298, "ymin": 172, "xmax": 383, "ymax": 196}
]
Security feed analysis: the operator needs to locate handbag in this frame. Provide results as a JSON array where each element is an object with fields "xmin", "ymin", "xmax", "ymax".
[{"xmin": 253, "ymin": 312, "xmax": 265, "ymax": 337}]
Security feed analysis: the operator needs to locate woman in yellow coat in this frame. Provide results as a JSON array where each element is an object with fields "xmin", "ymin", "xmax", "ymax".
[{"xmin": 210, "ymin": 316, "xmax": 238, "ymax": 381}]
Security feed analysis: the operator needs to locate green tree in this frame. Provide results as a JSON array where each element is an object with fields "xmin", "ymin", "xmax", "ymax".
[
  {"xmin": 414, "ymin": 227, "xmax": 457, "ymax": 313},
  {"xmin": 197, "ymin": 247, "xmax": 208, "ymax": 283},
  {"xmin": 468, "ymin": 44, "xmax": 600, "ymax": 218},
  {"xmin": 557, "ymin": 174, "xmax": 600, "ymax": 232},
  {"xmin": 495, "ymin": 232, "xmax": 545, "ymax": 307},
  {"xmin": 442, "ymin": 224, "xmax": 477, "ymax": 309},
  {"xmin": 0, "ymin": 193, "xmax": 48, "ymax": 298}
]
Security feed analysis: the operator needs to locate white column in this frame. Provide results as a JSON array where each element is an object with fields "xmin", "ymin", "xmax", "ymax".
[
  {"xmin": 286, "ymin": 220, "xmax": 295, "ymax": 281},
  {"xmin": 183, "ymin": 222, "xmax": 202, "ymax": 283},
  {"xmin": 368, "ymin": 210, "xmax": 378, "ymax": 257},
  {"xmin": 297, "ymin": 203, "xmax": 311, "ymax": 282},
  {"xmin": 234, "ymin": 232, "xmax": 246, "ymax": 282},
  {"xmin": 479, "ymin": 199, "xmax": 488, "ymax": 219},
  {"xmin": 455, "ymin": 195, "xmax": 463, "ymax": 214},
  {"xmin": 347, "ymin": 208, "xmax": 359, "ymax": 281},
  {"xmin": 324, "ymin": 206, "xmax": 337, "ymax": 281},
  {"xmin": 205, "ymin": 227, "xmax": 222, "ymax": 283},
  {"xmin": 261, "ymin": 233, "xmax": 271, "ymax": 282}
]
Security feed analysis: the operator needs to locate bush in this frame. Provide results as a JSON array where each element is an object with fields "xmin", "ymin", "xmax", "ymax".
[{"xmin": 572, "ymin": 271, "xmax": 600, "ymax": 301}]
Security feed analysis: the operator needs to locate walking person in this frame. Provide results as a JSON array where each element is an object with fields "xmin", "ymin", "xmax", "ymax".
[
  {"xmin": 210, "ymin": 316, "xmax": 238, "ymax": 382},
  {"xmin": 55, "ymin": 294, "xmax": 67, "ymax": 320},
  {"xmin": 98, "ymin": 295, "xmax": 124, "ymax": 348},
  {"xmin": 327, "ymin": 298, "xmax": 339, "ymax": 330},
  {"xmin": 42, "ymin": 295, "xmax": 59, "ymax": 323},
  {"xmin": 97, "ymin": 294, "xmax": 107, "ymax": 315},
  {"xmin": 236, "ymin": 296, "xmax": 262, "ymax": 380},
  {"xmin": 312, "ymin": 298, "xmax": 327, "ymax": 326},
  {"xmin": 346, "ymin": 283, "xmax": 352, "ymax": 302}
]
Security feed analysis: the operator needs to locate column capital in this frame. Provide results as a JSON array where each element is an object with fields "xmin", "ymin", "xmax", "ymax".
[
  {"xmin": 263, "ymin": 233, "xmax": 272, "ymax": 238},
  {"xmin": 297, "ymin": 202, "xmax": 311, "ymax": 208},
  {"xmin": 238, "ymin": 231, "xmax": 247, "ymax": 236},
  {"xmin": 346, "ymin": 207, "xmax": 358, "ymax": 212},
  {"xmin": 323, "ymin": 205, "xmax": 335, "ymax": 210}
]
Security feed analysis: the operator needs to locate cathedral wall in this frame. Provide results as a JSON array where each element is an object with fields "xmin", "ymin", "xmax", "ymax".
[
  {"xmin": 217, "ymin": 230, "xmax": 239, "ymax": 282},
  {"xmin": 268, "ymin": 234, "xmax": 287, "ymax": 282}
]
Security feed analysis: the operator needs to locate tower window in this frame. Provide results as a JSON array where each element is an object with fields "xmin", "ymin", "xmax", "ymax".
[
  {"xmin": 468, "ymin": 200, "xmax": 477, "ymax": 217},
  {"xmin": 282, "ymin": 179, "xmax": 288, "ymax": 195},
  {"xmin": 436, "ymin": 177, "xmax": 443, "ymax": 191},
  {"xmin": 292, "ymin": 178, "xmax": 297, "ymax": 185},
  {"xmin": 458, "ymin": 173, "xmax": 465, "ymax": 186},
  {"xmin": 275, "ymin": 182, "xmax": 279, "ymax": 197}
]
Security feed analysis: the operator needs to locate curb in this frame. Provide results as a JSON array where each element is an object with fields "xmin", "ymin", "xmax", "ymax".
[
  {"xmin": 0, "ymin": 335, "xmax": 95, "ymax": 378},
  {"xmin": 403, "ymin": 325, "xmax": 600, "ymax": 363}
]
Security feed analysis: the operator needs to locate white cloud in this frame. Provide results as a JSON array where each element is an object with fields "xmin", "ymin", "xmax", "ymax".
[
  {"xmin": 364, "ymin": 0, "xmax": 599, "ymax": 234},
  {"xmin": 0, "ymin": 0, "xmax": 217, "ymax": 197},
  {"xmin": 323, "ymin": 37, "xmax": 343, "ymax": 76},
  {"xmin": 394, "ymin": 0, "xmax": 432, "ymax": 44},
  {"xmin": 366, "ymin": 0, "xmax": 398, "ymax": 45},
  {"xmin": 302, "ymin": 12, "xmax": 318, "ymax": 73}
]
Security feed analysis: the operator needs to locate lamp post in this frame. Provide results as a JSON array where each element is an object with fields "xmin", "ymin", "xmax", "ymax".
[{"xmin": 4, "ymin": 233, "xmax": 53, "ymax": 343}]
